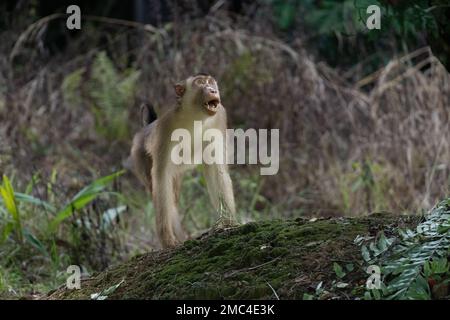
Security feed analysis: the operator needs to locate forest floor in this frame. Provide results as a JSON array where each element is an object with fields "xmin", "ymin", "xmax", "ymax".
[{"xmin": 47, "ymin": 213, "xmax": 419, "ymax": 300}]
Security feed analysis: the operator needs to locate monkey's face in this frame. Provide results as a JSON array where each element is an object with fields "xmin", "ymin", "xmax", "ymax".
[
  {"xmin": 192, "ymin": 75, "xmax": 221, "ymax": 115},
  {"xmin": 175, "ymin": 75, "xmax": 221, "ymax": 116}
]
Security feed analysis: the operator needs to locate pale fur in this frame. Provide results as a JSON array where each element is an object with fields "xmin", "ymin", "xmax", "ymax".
[{"xmin": 129, "ymin": 75, "xmax": 236, "ymax": 248}]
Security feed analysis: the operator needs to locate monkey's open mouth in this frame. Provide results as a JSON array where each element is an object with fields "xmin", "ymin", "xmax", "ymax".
[{"xmin": 204, "ymin": 98, "xmax": 220, "ymax": 113}]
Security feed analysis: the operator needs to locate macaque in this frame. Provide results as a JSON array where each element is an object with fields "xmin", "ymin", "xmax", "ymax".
[{"xmin": 129, "ymin": 74, "xmax": 236, "ymax": 248}]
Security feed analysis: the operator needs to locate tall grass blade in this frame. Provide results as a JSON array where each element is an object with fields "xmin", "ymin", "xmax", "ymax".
[{"xmin": 0, "ymin": 175, "xmax": 23, "ymax": 242}]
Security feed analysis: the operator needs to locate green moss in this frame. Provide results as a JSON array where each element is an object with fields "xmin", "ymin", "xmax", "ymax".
[{"xmin": 47, "ymin": 215, "xmax": 413, "ymax": 300}]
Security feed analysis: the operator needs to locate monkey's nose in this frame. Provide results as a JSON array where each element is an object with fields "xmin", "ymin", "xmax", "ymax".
[{"xmin": 209, "ymin": 88, "xmax": 217, "ymax": 94}]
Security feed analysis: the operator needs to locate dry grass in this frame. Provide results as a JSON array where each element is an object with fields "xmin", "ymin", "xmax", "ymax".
[
  {"xmin": 1, "ymin": 7, "xmax": 449, "ymax": 298},
  {"xmin": 1, "ymin": 10, "xmax": 449, "ymax": 221}
]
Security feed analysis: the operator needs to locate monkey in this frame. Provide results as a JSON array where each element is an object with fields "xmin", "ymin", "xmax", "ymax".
[{"xmin": 128, "ymin": 74, "xmax": 237, "ymax": 248}]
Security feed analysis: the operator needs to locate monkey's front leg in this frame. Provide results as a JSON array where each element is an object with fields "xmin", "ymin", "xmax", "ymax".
[
  {"xmin": 152, "ymin": 167, "xmax": 180, "ymax": 248},
  {"xmin": 204, "ymin": 164, "xmax": 237, "ymax": 229}
]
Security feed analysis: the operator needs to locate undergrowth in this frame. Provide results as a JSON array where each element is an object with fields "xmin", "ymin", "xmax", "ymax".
[
  {"xmin": 358, "ymin": 199, "xmax": 450, "ymax": 299},
  {"xmin": 0, "ymin": 172, "xmax": 126, "ymax": 298}
]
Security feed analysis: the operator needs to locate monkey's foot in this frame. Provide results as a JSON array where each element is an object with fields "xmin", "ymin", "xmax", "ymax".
[
  {"xmin": 160, "ymin": 235, "xmax": 181, "ymax": 249},
  {"xmin": 213, "ymin": 217, "xmax": 239, "ymax": 231}
]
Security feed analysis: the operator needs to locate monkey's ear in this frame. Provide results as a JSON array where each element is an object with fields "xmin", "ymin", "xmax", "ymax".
[{"xmin": 174, "ymin": 82, "xmax": 186, "ymax": 98}]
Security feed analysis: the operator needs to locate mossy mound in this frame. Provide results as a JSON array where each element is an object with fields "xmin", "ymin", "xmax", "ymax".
[{"xmin": 47, "ymin": 214, "xmax": 417, "ymax": 300}]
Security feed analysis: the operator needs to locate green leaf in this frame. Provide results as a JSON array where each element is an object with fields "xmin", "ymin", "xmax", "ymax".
[
  {"xmin": 361, "ymin": 245, "xmax": 371, "ymax": 262},
  {"xmin": 24, "ymin": 229, "xmax": 48, "ymax": 256},
  {"xmin": 0, "ymin": 175, "xmax": 22, "ymax": 241},
  {"xmin": 333, "ymin": 262, "xmax": 346, "ymax": 279},
  {"xmin": 364, "ymin": 291, "xmax": 372, "ymax": 300},
  {"xmin": 372, "ymin": 289, "xmax": 381, "ymax": 300},
  {"xmin": 15, "ymin": 193, "xmax": 56, "ymax": 212},
  {"xmin": 315, "ymin": 281, "xmax": 323, "ymax": 295},
  {"xmin": 302, "ymin": 293, "xmax": 314, "ymax": 300},
  {"xmin": 424, "ymin": 258, "xmax": 448, "ymax": 276},
  {"xmin": 91, "ymin": 279, "xmax": 125, "ymax": 300},
  {"xmin": 336, "ymin": 282, "xmax": 349, "ymax": 288},
  {"xmin": 49, "ymin": 170, "xmax": 124, "ymax": 232},
  {"xmin": 1, "ymin": 222, "xmax": 15, "ymax": 243}
]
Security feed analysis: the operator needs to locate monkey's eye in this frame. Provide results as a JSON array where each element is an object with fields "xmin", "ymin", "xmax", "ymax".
[{"xmin": 195, "ymin": 78, "xmax": 207, "ymax": 86}]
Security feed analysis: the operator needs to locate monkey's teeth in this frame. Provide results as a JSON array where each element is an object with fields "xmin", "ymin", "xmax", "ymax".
[{"xmin": 207, "ymin": 100, "xmax": 219, "ymax": 108}]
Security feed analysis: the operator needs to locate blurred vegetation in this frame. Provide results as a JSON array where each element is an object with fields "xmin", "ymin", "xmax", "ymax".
[
  {"xmin": 62, "ymin": 51, "xmax": 140, "ymax": 141},
  {"xmin": 270, "ymin": 0, "xmax": 450, "ymax": 72},
  {"xmin": 0, "ymin": 171, "xmax": 125, "ymax": 297},
  {"xmin": 0, "ymin": 0, "xmax": 449, "ymax": 299}
]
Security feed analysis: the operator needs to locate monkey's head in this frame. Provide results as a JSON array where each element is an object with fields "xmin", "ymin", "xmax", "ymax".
[{"xmin": 174, "ymin": 74, "xmax": 221, "ymax": 116}]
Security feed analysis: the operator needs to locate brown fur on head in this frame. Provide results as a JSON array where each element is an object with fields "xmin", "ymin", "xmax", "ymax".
[{"xmin": 174, "ymin": 74, "xmax": 221, "ymax": 116}]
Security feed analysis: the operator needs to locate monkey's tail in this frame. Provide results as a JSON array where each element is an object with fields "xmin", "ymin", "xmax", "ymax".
[{"xmin": 140, "ymin": 103, "xmax": 157, "ymax": 127}]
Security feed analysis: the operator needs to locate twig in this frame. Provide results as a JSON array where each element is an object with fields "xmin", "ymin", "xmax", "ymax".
[
  {"xmin": 224, "ymin": 257, "xmax": 280, "ymax": 279},
  {"xmin": 10, "ymin": 14, "xmax": 164, "ymax": 61},
  {"xmin": 266, "ymin": 281, "xmax": 280, "ymax": 300}
]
